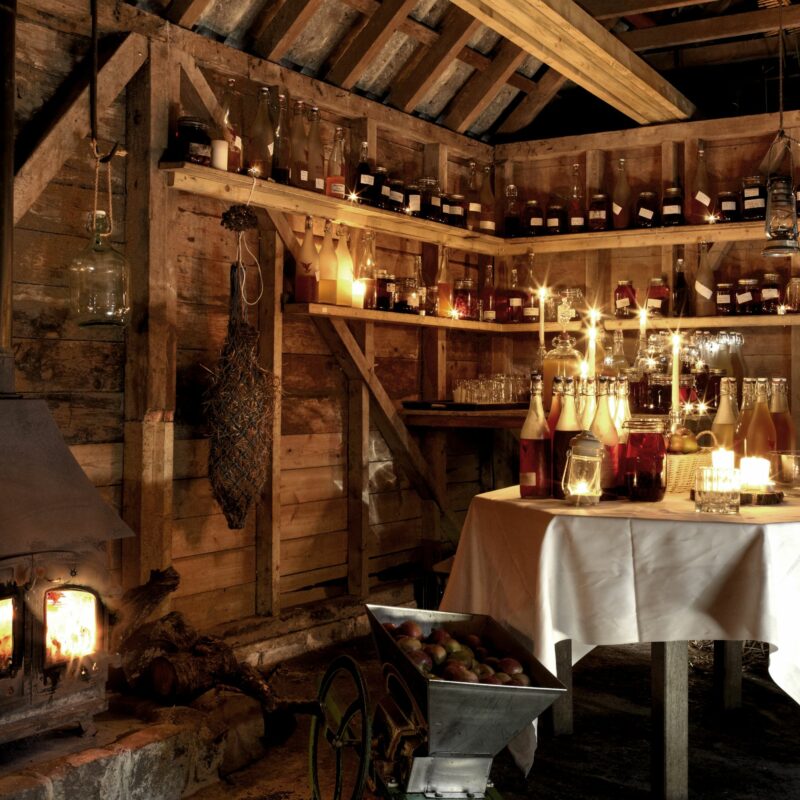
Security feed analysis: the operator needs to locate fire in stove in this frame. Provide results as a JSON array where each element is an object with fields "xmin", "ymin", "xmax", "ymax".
[
  {"xmin": 0, "ymin": 596, "xmax": 12, "ymax": 673},
  {"xmin": 45, "ymin": 589, "xmax": 98, "ymax": 665}
]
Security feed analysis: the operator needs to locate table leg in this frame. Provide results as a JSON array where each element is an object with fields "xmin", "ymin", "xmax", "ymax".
[
  {"xmin": 713, "ymin": 640, "xmax": 743, "ymax": 711},
  {"xmin": 651, "ymin": 641, "xmax": 688, "ymax": 800},
  {"xmin": 549, "ymin": 639, "xmax": 573, "ymax": 736}
]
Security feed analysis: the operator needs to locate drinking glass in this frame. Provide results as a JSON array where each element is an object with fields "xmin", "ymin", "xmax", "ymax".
[{"xmin": 694, "ymin": 467, "xmax": 740, "ymax": 514}]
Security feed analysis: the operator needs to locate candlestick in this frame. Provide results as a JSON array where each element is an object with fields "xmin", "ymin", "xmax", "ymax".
[
  {"xmin": 711, "ymin": 448, "xmax": 735, "ymax": 470},
  {"xmin": 671, "ymin": 332, "xmax": 681, "ymax": 410},
  {"xmin": 587, "ymin": 326, "xmax": 597, "ymax": 379},
  {"xmin": 638, "ymin": 306, "xmax": 648, "ymax": 338},
  {"xmin": 739, "ymin": 456, "xmax": 772, "ymax": 492},
  {"xmin": 351, "ymin": 279, "xmax": 366, "ymax": 309},
  {"xmin": 538, "ymin": 287, "xmax": 547, "ymax": 349}
]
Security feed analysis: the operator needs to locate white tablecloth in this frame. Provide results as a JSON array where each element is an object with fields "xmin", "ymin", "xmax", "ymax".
[{"xmin": 440, "ymin": 487, "xmax": 800, "ymax": 772}]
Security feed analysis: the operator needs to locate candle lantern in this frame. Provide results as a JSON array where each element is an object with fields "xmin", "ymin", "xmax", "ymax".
[
  {"xmin": 561, "ymin": 430, "xmax": 604, "ymax": 506},
  {"xmin": 763, "ymin": 174, "xmax": 799, "ymax": 256}
]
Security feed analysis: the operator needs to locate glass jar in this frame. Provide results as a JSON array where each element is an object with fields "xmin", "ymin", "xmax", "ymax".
[
  {"xmin": 453, "ymin": 278, "xmax": 478, "ymax": 320},
  {"xmin": 646, "ymin": 277, "xmax": 670, "ymax": 317},
  {"xmin": 761, "ymin": 272, "xmax": 782, "ymax": 314},
  {"xmin": 717, "ymin": 190, "xmax": 740, "ymax": 222},
  {"xmin": 588, "ymin": 193, "xmax": 611, "ymax": 231},
  {"xmin": 660, "ymin": 187, "xmax": 684, "ymax": 226},
  {"xmin": 176, "ymin": 116, "xmax": 212, "ymax": 166},
  {"xmin": 715, "ymin": 282, "xmax": 734, "ymax": 316},
  {"xmin": 735, "ymin": 278, "xmax": 761, "ymax": 315},
  {"xmin": 634, "ymin": 191, "xmax": 659, "ymax": 228},
  {"xmin": 546, "ymin": 203, "xmax": 567, "ymax": 235},
  {"xmin": 741, "ymin": 176, "xmax": 767, "ymax": 221},
  {"xmin": 646, "ymin": 374, "xmax": 672, "ymax": 415},
  {"xmin": 405, "ymin": 183, "xmax": 421, "ymax": 217},
  {"xmin": 525, "ymin": 200, "xmax": 545, "ymax": 236},
  {"xmin": 543, "ymin": 332, "xmax": 583, "ymax": 403},
  {"xmin": 376, "ymin": 270, "xmax": 396, "ymax": 311},
  {"xmin": 388, "ymin": 179, "xmax": 405, "ymax": 212},
  {"xmin": 447, "ymin": 194, "xmax": 466, "ymax": 228},
  {"xmin": 373, "ymin": 166, "xmax": 390, "ymax": 209},
  {"xmin": 785, "ymin": 276, "xmax": 800, "ymax": 312},
  {"xmin": 419, "ymin": 177, "xmax": 441, "ymax": 222},
  {"xmin": 614, "ymin": 280, "xmax": 636, "ymax": 318},
  {"xmin": 623, "ymin": 417, "xmax": 667, "ymax": 502},
  {"xmin": 394, "ymin": 277, "xmax": 420, "ymax": 314}
]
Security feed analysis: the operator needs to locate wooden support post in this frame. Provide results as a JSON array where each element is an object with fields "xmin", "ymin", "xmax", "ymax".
[
  {"xmin": 122, "ymin": 42, "xmax": 178, "ymax": 593},
  {"xmin": 548, "ymin": 638, "xmax": 574, "ymax": 736},
  {"xmin": 713, "ymin": 640, "xmax": 743, "ymax": 711},
  {"xmin": 661, "ymin": 141, "xmax": 680, "ymax": 297},
  {"xmin": 256, "ymin": 223, "xmax": 284, "ymax": 615},
  {"xmin": 651, "ymin": 641, "xmax": 689, "ymax": 800}
]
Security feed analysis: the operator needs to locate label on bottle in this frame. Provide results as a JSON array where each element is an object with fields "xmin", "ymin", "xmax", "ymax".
[
  {"xmin": 360, "ymin": 174, "xmax": 374, "ymax": 185},
  {"xmin": 663, "ymin": 204, "xmax": 681, "ymax": 215},
  {"xmin": 695, "ymin": 190, "xmax": 711, "ymax": 206},
  {"xmin": 589, "ymin": 210, "xmax": 606, "ymax": 220},
  {"xmin": 483, "ymin": 310, "xmax": 496, "ymax": 321},
  {"xmin": 570, "ymin": 216, "xmax": 585, "ymax": 226},
  {"xmin": 331, "ymin": 182, "xmax": 346, "ymax": 198},
  {"xmin": 523, "ymin": 306, "xmax": 538, "ymax": 319},
  {"xmin": 717, "ymin": 293, "xmax": 730, "ymax": 304},
  {"xmin": 647, "ymin": 297, "xmax": 662, "ymax": 309},
  {"xmin": 529, "ymin": 218, "xmax": 543, "ymax": 226},
  {"xmin": 615, "ymin": 297, "xmax": 630, "ymax": 309},
  {"xmin": 299, "ymin": 260, "xmax": 315, "ymax": 276},
  {"xmin": 299, "ymin": 169, "xmax": 309, "ymax": 182},
  {"xmin": 762, "ymin": 288, "xmax": 780, "ymax": 300},
  {"xmin": 509, "ymin": 298, "xmax": 522, "ymax": 307},
  {"xmin": 721, "ymin": 200, "xmax": 736, "ymax": 211},
  {"xmin": 408, "ymin": 195, "xmax": 421, "ymax": 211},
  {"xmin": 442, "ymin": 203, "xmax": 450, "ymax": 214},
  {"xmin": 520, "ymin": 472, "xmax": 538, "ymax": 487},
  {"xmin": 612, "ymin": 202, "xmax": 623, "ymax": 216},
  {"xmin": 547, "ymin": 218, "xmax": 559, "ymax": 227},
  {"xmin": 695, "ymin": 281, "xmax": 713, "ymax": 300},
  {"xmin": 432, "ymin": 196, "xmax": 441, "ymax": 206},
  {"xmin": 382, "ymin": 185, "xmax": 391, "ymax": 197},
  {"xmin": 744, "ymin": 198, "xmax": 765, "ymax": 209},
  {"xmin": 390, "ymin": 190, "xmax": 403, "ymax": 202},
  {"xmin": 451, "ymin": 206, "xmax": 464, "ymax": 216},
  {"xmin": 638, "ymin": 207, "xmax": 654, "ymax": 220},
  {"xmin": 479, "ymin": 220, "xmax": 496, "ymax": 231},
  {"xmin": 736, "ymin": 291, "xmax": 753, "ymax": 304},
  {"xmin": 744, "ymin": 187, "xmax": 760, "ymax": 198},
  {"xmin": 315, "ymin": 177, "xmax": 325, "ymax": 190},
  {"xmin": 466, "ymin": 202, "xmax": 480, "ymax": 214}
]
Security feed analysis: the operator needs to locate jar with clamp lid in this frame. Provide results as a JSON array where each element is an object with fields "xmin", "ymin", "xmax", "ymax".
[
  {"xmin": 742, "ymin": 176, "xmax": 767, "ymax": 221},
  {"xmin": 735, "ymin": 278, "xmax": 761, "ymax": 315},
  {"xmin": 660, "ymin": 187, "xmax": 684, "ymax": 226},
  {"xmin": 614, "ymin": 280, "xmax": 636, "ymax": 318},
  {"xmin": 761, "ymin": 273, "xmax": 782, "ymax": 314},
  {"xmin": 546, "ymin": 203, "xmax": 566, "ymax": 235},
  {"xmin": 715, "ymin": 283, "xmax": 734, "ymax": 316},
  {"xmin": 634, "ymin": 191, "xmax": 659, "ymax": 228},
  {"xmin": 588, "ymin": 193, "xmax": 611, "ymax": 231}
]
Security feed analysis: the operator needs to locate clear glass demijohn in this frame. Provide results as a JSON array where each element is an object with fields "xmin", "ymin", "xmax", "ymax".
[{"xmin": 68, "ymin": 211, "xmax": 130, "ymax": 326}]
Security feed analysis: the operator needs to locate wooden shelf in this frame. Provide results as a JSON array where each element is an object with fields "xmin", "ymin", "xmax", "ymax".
[
  {"xmin": 604, "ymin": 314, "xmax": 800, "ymax": 331},
  {"xmin": 402, "ymin": 409, "xmax": 527, "ymax": 428}
]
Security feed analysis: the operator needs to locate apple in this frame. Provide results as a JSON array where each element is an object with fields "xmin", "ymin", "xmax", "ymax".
[
  {"xmin": 407, "ymin": 649, "xmax": 432, "ymax": 673},
  {"xmin": 423, "ymin": 643, "xmax": 447, "ymax": 665},
  {"xmin": 498, "ymin": 657, "xmax": 523, "ymax": 676},
  {"xmin": 397, "ymin": 620, "xmax": 424, "ymax": 640},
  {"xmin": 396, "ymin": 636, "xmax": 422, "ymax": 652}
]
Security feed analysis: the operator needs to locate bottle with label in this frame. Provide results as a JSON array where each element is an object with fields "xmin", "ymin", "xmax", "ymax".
[
  {"xmin": 520, "ymin": 375, "xmax": 552, "ymax": 498},
  {"xmin": 245, "ymin": 86, "xmax": 273, "ymax": 179},
  {"xmin": 711, "ymin": 377, "xmax": 738, "ymax": 448},
  {"xmin": 436, "ymin": 246, "xmax": 453, "ymax": 318},
  {"xmin": 611, "ymin": 157, "xmax": 631, "ymax": 229},
  {"xmin": 271, "ymin": 93, "xmax": 291, "ymax": 184},
  {"xmin": 317, "ymin": 219, "xmax": 338, "ymax": 304},
  {"xmin": 506, "ymin": 267, "xmax": 525, "ymax": 323},
  {"xmin": 591, "ymin": 376, "xmax": 620, "ymax": 492},
  {"xmin": 734, "ymin": 377, "xmax": 756, "ymax": 457},
  {"xmin": 288, "ymin": 99, "xmax": 309, "ymax": 190},
  {"xmin": 567, "ymin": 162, "xmax": 586, "ymax": 233},
  {"xmin": 553, "ymin": 377, "xmax": 582, "ymax": 498},
  {"xmin": 221, "ymin": 77, "xmax": 243, "ymax": 173},
  {"xmin": 481, "ymin": 261, "xmax": 496, "ymax": 322},
  {"xmin": 325, "ymin": 127, "xmax": 346, "ymax": 199},
  {"xmin": 335, "ymin": 225, "xmax": 353, "ymax": 307},
  {"xmin": 355, "ymin": 231, "xmax": 377, "ymax": 309},
  {"xmin": 525, "ymin": 199, "xmax": 545, "ymax": 235},
  {"xmin": 479, "ymin": 165, "xmax": 496, "ymax": 234},
  {"xmin": 745, "ymin": 378, "xmax": 777, "ymax": 457},
  {"xmin": 466, "ymin": 162, "xmax": 482, "ymax": 231},
  {"xmin": 504, "ymin": 184, "xmax": 522, "ymax": 237},
  {"xmin": 354, "ymin": 141, "xmax": 374, "ymax": 204},
  {"xmin": 694, "ymin": 242, "xmax": 717, "ymax": 316},
  {"xmin": 548, "ymin": 376, "xmax": 564, "ymax": 431},
  {"xmin": 607, "ymin": 330, "xmax": 630, "ymax": 376},
  {"xmin": 614, "ymin": 280, "xmax": 636, "ymax": 318},
  {"xmin": 307, "ymin": 106, "xmax": 325, "ymax": 193},
  {"xmin": 689, "ymin": 146, "xmax": 712, "ymax": 224},
  {"xmin": 770, "ymin": 377, "xmax": 797, "ymax": 451},
  {"xmin": 521, "ymin": 251, "xmax": 538, "ymax": 324},
  {"xmin": 295, "ymin": 216, "xmax": 318, "ymax": 303},
  {"xmin": 579, "ymin": 377, "xmax": 597, "ymax": 431},
  {"xmin": 673, "ymin": 257, "xmax": 690, "ymax": 317}
]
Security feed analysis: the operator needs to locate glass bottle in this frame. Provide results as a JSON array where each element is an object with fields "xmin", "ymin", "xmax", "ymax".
[
  {"xmin": 770, "ymin": 377, "xmax": 797, "ymax": 451},
  {"xmin": 506, "ymin": 266, "xmax": 524, "ymax": 323},
  {"xmin": 745, "ymin": 378, "xmax": 777, "ymax": 457},
  {"xmin": 689, "ymin": 146, "xmax": 712, "ymax": 224},
  {"xmin": 295, "ymin": 215, "xmax": 318, "ymax": 303},
  {"xmin": 335, "ymin": 225, "xmax": 353, "ymax": 307},
  {"xmin": 553, "ymin": 377, "xmax": 581, "ymax": 498},
  {"xmin": 504, "ymin": 184, "xmax": 522, "ymax": 237},
  {"xmin": 355, "ymin": 231, "xmax": 377, "ymax": 309},
  {"xmin": 466, "ymin": 161, "xmax": 482, "ymax": 231},
  {"xmin": 711, "ymin": 377, "xmax": 737, "ymax": 448},
  {"xmin": 579, "ymin": 377, "xmax": 597, "ymax": 432},
  {"xmin": 354, "ymin": 141, "xmax": 373, "ymax": 204},
  {"xmin": 734, "ymin": 377, "xmax": 756, "ymax": 457},
  {"xmin": 567, "ymin": 162, "xmax": 585, "ymax": 233},
  {"xmin": 520, "ymin": 375, "xmax": 552, "ymax": 498},
  {"xmin": 673, "ymin": 257, "xmax": 690, "ymax": 317},
  {"xmin": 307, "ymin": 106, "xmax": 325, "ymax": 193},
  {"xmin": 316, "ymin": 219, "xmax": 338, "ymax": 304},
  {"xmin": 414, "ymin": 256, "xmax": 427, "ymax": 316},
  {"xmin": 68, "ymin": 211, "xmax": 130, "ymax": 326},
  {"xmin": 436, "ymin": 246, "xmax": 453, "ymax": 318},
  {"xmin": 694, "ymin": 242, "xmax": 717, "ymax": 316},
  {"xmin": 611, "ymin": 157, "xmax": 631, "ymax": 229},
  {"xmin": 521, "ymin": 251, "xmax": 537, "ymax": 324},
  {"xmin": 548, "ymin": 376, "xmax": 564, "ymax": 431},
  {"xmin": 481, "ymin": 261, "xmax": 496, "ymax": 322},
  {"xmin": 325, "ymin": 126, "xmax": 346, "ymax": 199},
  {"xmin": 271, "ymin": 93, "xmax": 291, "ymax": 184},
  {"xmin": 614, "ymin": 377, "xmax": 632, "ymax": 441},
  {"xmin": 245, "ymin": 86, "xmax": 273, "ymax": 179},
  {"xmin": 479, "ymin": 165, "xmax": 496, "ymax": 234},
  {"xmin": 543, "ymin": 331, "xmax": 583, "ymax": 408},
  {"xmin": 221, "ymin": 77, "xmax": 242, "ymax": 173},
  {"xmin": 607, "ymin": 329, "xmax": 630, "ymax": 376},
  {"xmin": 591, "ymin": 376, "xmax": 620, "ymax": 492},
  {"xmin": 289, "ymin": 99, "xmax": 309, "ymax": 190}
]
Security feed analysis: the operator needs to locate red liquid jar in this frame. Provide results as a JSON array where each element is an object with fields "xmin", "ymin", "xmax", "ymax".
[{"xmin": 623, "ymin": 417, "xmax": 667, "ymax": 502}]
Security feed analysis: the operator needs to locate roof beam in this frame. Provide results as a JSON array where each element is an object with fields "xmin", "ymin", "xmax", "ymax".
[
  {"xmin": 580, "ymin": 0, "xmax": 711, "ymax": 20},
  {"xmin": 326, "ymin": 0, "xmax": 418, "ymax": 90},
  {"xmin": 387, "ymin": 7, "xmax": 480, "ymax": 112},
  {"xmin": 443, "ymin": 40, "xmax": 527, "ymax": 133},
  {"xmin": 497, "ymin": 68, "xmax": 569, "ymax": 134},
  {"xmin": 447, "ymin": 0, "xmax": 695, "ymax": 123},
  {"xmin": 165, "ymin": 0, "xmax": 212, "ymax": 27},
  {"xmin": 252, "ymin": 0, "xmax": 325, "ymax": 61}
]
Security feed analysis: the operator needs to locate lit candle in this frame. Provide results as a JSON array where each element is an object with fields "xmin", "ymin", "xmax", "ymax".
[
  {"xmin": 580, "ymin": 360, "xmax": 588, "ymax": 380},
  {"xmin": 351, "ymin": 279, "xmax": 366, "ymax": 309},
  {"xmin": 587, "ymin": 326, "xmax": 597, "ymax": 379},
  {"xmin": 538, "ymin": 287, "xmax": 547, "ymax": 348},
  {"xmin": 638, "ymin": 306, "xmax": 648, "ymax": 339},
  {"xmin": 671, "ymin": 332, "xmax": 681, "ymax": 410},
  {"xmin": 739, "ymin": 457, "xmax": 772, "ymax": 492},
  {"xmin": 711, "ymin": 448, "xmax": 735, "ymax": 471}
]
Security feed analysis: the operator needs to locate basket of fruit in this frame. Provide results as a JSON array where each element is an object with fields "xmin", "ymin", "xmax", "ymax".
[{"xmin": 665, "ymin": 429, "xmax": 717, "ymax": 494}]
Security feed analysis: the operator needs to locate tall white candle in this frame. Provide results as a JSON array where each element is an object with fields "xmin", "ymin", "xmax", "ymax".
[
  {"xmin": 671, "ymin": 332, "xmax": 681, "ymax": 410},
  {"xmin": 638, "ymin": 306, "xmax": 648, "ymax": 339},
  {"xmin": 587, "ymin": 326, "xmax": 597, "ymax": 379},
  {"xmin": 538, "ymin": 287, "xmax": 547, "ymax": 349}
]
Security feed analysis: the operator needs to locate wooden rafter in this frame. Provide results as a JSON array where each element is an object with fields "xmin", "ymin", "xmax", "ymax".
[
  {"xmin": 252, "ymin": 0, "xmax": 325, "ymax": 61},
  {"xmin": 327, "ymin": 0, "xmax": 417, "ymax": 89},
  {"xmin": 581, "ymin": 0, "xmax": 711, "ymax": 19},
  {"xmin": 165, "ymin": 0, "xmax": 212, "ymax": 27},
  {"xmin": 388, "ymin": 6, "xmax": 480, "ymax": 113},
  {"xmin": 443, "ymin": 39, "xmax": 527, "ymax": 133},
  {"xmin": 497, "ymin": 68, "xmax": 568, "ymax": 134}
]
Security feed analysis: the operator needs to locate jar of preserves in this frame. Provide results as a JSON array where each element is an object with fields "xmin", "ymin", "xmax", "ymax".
[
  {"xmin": 176, "ymin": 116, "xmax": 212, "ymax": 166},
  {"xmin": 405, "ymin": 183, "xmax": 422, "ymax": 217},
  {"xmin": 715, "ymin": 282, "xmax": 734, "ymax": 316},
  {"xmin": 785, "ymin": 276, "xmax": 800, "ymax": 312},
  {"xmin": 735, "ymin": 278, "xmax": 761, "ymax": 315},
  {"xmin": 525, "ymin": 200, "xmax": 545, "ymax": 235},
  {"xmin": 645, "ymin": 277, "xmax": 670, "ymax": 317},
  {"xmin": 741, "ymin": 176, "xmax": 767, "ymax": 221},
  {"xmin": 376, "ymin": 270, "xmax": 396, "ymax": 311},
  {"xmin": 647, "ymin": 374, "xmax": 672, "ymax": 415},
  {"xmin": 660, "ymin": 187, "xmax": 684, "ymax": 226},
  {"xmin": 546, "ymin": 203, "xmax": 567, "ymax": 235},
  {"xmin": 761, "ymin": 272, "xmax": 782, "ymax": 314},
  {"xmin": 394, "ymin": 277, "xmax": 420, "ymax": 314},
  {"xmin": 614, "ymin": 279, "xmax": 636, "ymax": 318},
  {"xmin": 447, "ymin": 194, "xmax": 466, "ymax": 228},
  {"xmin": 716, "ymin": 190, "xmax": 739, "ymax": 222},
  {"xmin": 373, "ymin": 167, "xmax": 390, "ymax": 209},
  {"xmin": 453, "ymin": 278, "xmax": 478, "ymax": 320},
  {"xmin": 389, "ymin": 179, "xmax": 405, "ymax": 212},
  {"xmin": 419, "ymin": 177, "xmax": 441, "ymax": 222},
  {"xmin": 588, "ymin": 193, "xmax": 611, "ymax": 231},
  {"xmin": 623, "ymin": 417, "xmax": 667, "ymax": 502},
  {"xmin": 634, "ymin": 191, "xmax": 659, "ymax": 228}
]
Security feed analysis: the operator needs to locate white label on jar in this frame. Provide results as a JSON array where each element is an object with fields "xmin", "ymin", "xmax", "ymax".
[
  {"xmin": 441, "ymin": 203, "xmax": 450, "ymax": 214},
  {"xmin": 717, "ymin": 294, "xmax": 730, "ymax": 304},
  {"xmin": 589, "ymin": 210, "xmax": 606, "ymax": 220},
  {"xmin": 520, "ymin": 472, "xmax": 538, "ymax": 486},
  {"xmin": 300, "ymin": 169, "xmax": 309, "ymax": 182},
  {"xmin": 736, "ymin": 291, "xmax": 753, "ymax": 304},
  {"xmin": 408, "ymin": 195, "xmax": 421, "ymax": 211},
  {"xmin": 360, "ymin": 174, "xmax": 374, "ymax": 185},
  {"xmin": 663, "ymin": 204, "xmax": 681, "ymax": 215},
  {"xmin": 638, "ymin": 207, "xmax": 654, "ymax": 220},
  {"xmin": 509, "ymin": 298, "xmax": 522, "ymax": 307},
  {"xmin": 547, "ymin": 218, "xmax": 559, "ymax": 227},
  {"xmin": 615, "ymin": 297, "xmax": 630, "ymax": 309},
  {"xmin": 315, "ymin": 177, "xmax": 325, "ymax": 190},
  {"xmin": 381, "ymin": 185, "xmax": 391, "ymax": 197},
  {"xmin": 570, "ymin": 216, "xmax": 585, "ymax": 226},
  {"xmin": 529, "ymin": 218, "xmax": 543, "ymax": 226},
  {"xmin": 744, "ymin": 198, "xmax": 765, "ymax": 209},
  {"xmin": 523, "ymin": 306, "xmax": 538, "ymax": 318},
  {"xmin": 612, "ymin": 202, "xmax": 623, "ymax": 216},
  {"xmin": 479, "ymin": 220, "xmax": 496, "ymax": 231},
  {"xmin": 721, "ymin": 200, "xmax": 736, "ymax": 211},
  {"xmin": 390, "ymin": 190, "xmax": 403, "ymax": 202},
  {"xmin": 432, "ymin": 196, "xmax": 441, "ymax": 207},
  {"xmin": 469, "ymin": 202, "xmax": 482, "ymax": 213},
  {"xmin": 331, "ymin": 182, "xmax": 346, "ymax": 197},
  {"xmin": 483, "ymin": 310, "xmax": 496, "ymax": 321},
  {"xmin": 695, "ymin": 190, "xmax": 711, "ymax": 206},
  {"xmin": 695, "ymin": 281, "xmax": 713, "ymax": 300},
  {"xmin": 407, "ymin": 295, "xmax": 419, "ymax": 308},
  {"xmin": 647, "ymin": 297, "xmax": 661, "ymax": 308},
  {"xmin": 451, "ymin": 206, "xmax": 464, "ymax": 216},
  {"xmin": 762, "ymin": 288, "xmax": 780, "ymax": 300},
  {"xmin": 744, "ymin": 187, "xmax": 760, "ymax": 198}
]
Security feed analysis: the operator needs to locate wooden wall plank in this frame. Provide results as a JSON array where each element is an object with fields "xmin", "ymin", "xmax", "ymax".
[
  {"xmin": 172, "ymin": 546, "xmax": 256, "ymax": 597},
  {"xmin": 172, "ymin": 513, "xmax": 255, "ymax": 559},
  {"xmin": 173, "ymin": 583, "xmax": 256, "ymax": 629},
  {"xmin": 282, "ymin": 531, "xmax": 348, "ymax": 576}
]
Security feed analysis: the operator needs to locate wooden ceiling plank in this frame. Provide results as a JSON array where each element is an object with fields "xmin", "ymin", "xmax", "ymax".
[
  {"xmin": 497, "ymin": 68, "xmax": 569, "ymax": 134},
  {"xmin": 581, "ymin": 0, "xmax": 711, "ymax": 21},
  {"xmin": 388, "ymin": 7, "xmax": 481, "ymax": 112},
  {"xmin": 326, "ymin": 0, "xmax": 418, "ymax": 90},
  {"xmin": 621, "ymin": 5, "xmax": 800, "ymax": 53},
  {"xmin": 252, "ymin": 0, "xmax": 325, "ymax": 61},
  {"xmin": 165, "ymin": 0, "xmax": 213, "ymax": 27},
  {"xmin": 443, "ymin": 39, "xmax": 528, "ymax": 133}
]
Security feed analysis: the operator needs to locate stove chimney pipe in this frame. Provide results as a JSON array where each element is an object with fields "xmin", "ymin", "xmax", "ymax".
[{"xmin": 0, "ymin": 0, "xmax": 16, "ymax": 393}]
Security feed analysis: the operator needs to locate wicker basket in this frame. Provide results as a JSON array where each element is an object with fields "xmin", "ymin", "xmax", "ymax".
[{"xmin": 665, "ymin": 431, "xmax": 718, "ymax": 494}]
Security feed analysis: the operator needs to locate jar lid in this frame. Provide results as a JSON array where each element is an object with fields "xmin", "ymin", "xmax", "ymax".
[
  {"xmin": 591, "ymin": 193, "xmax": 608, "ymax": 200},
  {"xmin": 664, "ymin": 187, "xmax": 682, "ymax": 196},
  {"xmin": 743, "ymin": 175, "xmax": 764, "ymax": 184},
  {"xmin": 525, "ymin": 199, "xmax": 540, "ymax": 206},
  {"xmin": 717, "ymin": 190, "xmax": 737, "ymax": 198},
  {"xmin": 454, "ymin": 278, "xmax": 474, "ymax": 289},
  {"xmin": 178, "ymin": 116, "xmax": 209, "ymax": 130},
  {"xmin": 638, "ymin": 191, "xmax": 657, "ymax": 198},
  {"xmin": 716, "ymin": 282, "xmax": 734, "ymax": 288},
  {"xmin": 623, "ymin": 416, "xmax": 667, "ymax": 432},
  {"xmin": 406, "ymin": 183, "xmax": 420, "ymax": 191},
  {"xmin": 450, "ymin": 193, "xmax": 464, "ymax": 201},
  {"xmin": 617, "ymin": 279, "xmax": 633, "ymax": 286},
  {"xmin": 737, "ymin": 278, "xmax": 759, "ymax": 286},
  {"xmin": 548, "ymin": 203, "xmax": 564, "ymax": 211},
  {"xmin": 763, "ymin": 273, "xmax": 781, "ymax": 281},
  {"xmin": 374, "ymin": 166, "xmax": 388, "ymax": 174},
  {"xmin": 649, "ymin": 277, "xmax": 665, "ymax": 285},
  {"xmin": 391, "ymin": 179, "xmax": 405, "ymax": 186}
]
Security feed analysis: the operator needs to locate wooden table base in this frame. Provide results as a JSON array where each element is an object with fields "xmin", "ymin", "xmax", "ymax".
[{"xmin": 652, "ymin": 641, "xmax": 689, "ymax": 800}]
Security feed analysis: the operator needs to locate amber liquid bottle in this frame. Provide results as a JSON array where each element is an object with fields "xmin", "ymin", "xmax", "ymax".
[
  {"xmin": 734, "ymin": 377, "xmax": 756, "ymax": 457},
  {"xmin": 481, "ymin": 261, "xmax": 497, "ymax": 322},
  {"xmin": 520, "ymin": 375, "xmax": 552, "ymax": 498},
  {"xmin": 552, "ymin": 377, "xmax": 581, "ymax": 498},
  {"xmin": 307, "ymin": 106, "xmax": 325, "ymax": 193},
  {"xmin": 611, "ymin": 157, "xmax": 631, "ymax": 229},
  {"xmin": 271, "ymin": 93, "xmax": 291, "ymax": 184},
  {"xmin": 548, "ymin": 376, "xmax": 564, "ymax": 432},
  {"xmin": 289, "ymin": 99, "xmax": 309, "ymax": 190},
  {"xmin": 567, "ymin": 162, "xmax": 586, "ymax": 233},
  {"xmin": 591, "ymin": 376, "xmax": 620, "ymax": 492},
  {"xmin": 295, "ymin": 216, "xmax": 318, "ymax": 303},
  {"xmin": 325, "ymin": 127, "xmax": 346, "ymax": 199},
  {"xmin": 711, "ymin": 377, "xmax": 737, "ymax": 449},
  {"xmin": 745, "ymin": 378, "xmax": 777, "ymax": 457},
  {"xmin": 466, "ymin": 161, "xmax": 482, "ymax": 231},
  {"xmin": 770, "ymin": 377, "xmax": 797, "ymax": 451}
]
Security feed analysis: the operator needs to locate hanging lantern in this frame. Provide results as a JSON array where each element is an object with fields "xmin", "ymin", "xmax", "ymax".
[
  {"xmin": 561, "ymin": 430, "xmax": 604, "ymax": 506},
  {"xmin": 763, "ymin": 173, "xmax": 799, "ymax": 257},
  {"xmin": 68, "ymin": 211, "xmax": 130, "ymax": 326}
]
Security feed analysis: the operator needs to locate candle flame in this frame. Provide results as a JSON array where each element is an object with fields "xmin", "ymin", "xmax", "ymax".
[
  {"xmin": 348, "ymin": 190, "xmax": 359, "ymax": 203},
  {"xmin": 638, "ymin": 307, "xmax": 648, "ymax": 325},
  {"xmin": 538, "ymin": 286, "xmax": 548, "ymax": 301},
  {"xmin": 580, "ymin": 361, "xmax": 589, "ymax": 379},
  {"xmin": 587, "ymin": 307, "xmax": 601, "ymax": 325},
  {"xmin": 449, "ymin": 308, "xmax": 461, "ymax": 320},
  {"xmin": 671, "ymin": 332, "xmax": 682, "ymax": 350}
]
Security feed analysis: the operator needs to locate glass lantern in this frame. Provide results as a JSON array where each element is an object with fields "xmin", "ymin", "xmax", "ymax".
[
  {"xmin": 561, "ymin": 430, "xmax": 604, "ymax": 506},
  {"xmin": 68, "ymin": 211, "xmax": 130, "ymax": 326},
  {"xmin": 763, "ymin": 174, "xmax": 799, "ymax": 256}
]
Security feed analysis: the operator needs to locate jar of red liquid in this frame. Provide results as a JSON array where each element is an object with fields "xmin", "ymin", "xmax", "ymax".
[
  {"xmin": 588, "ymin": 193, "xmax": 611, "ymax": 231},
  {"xmin": 453, "ymin": 278, "xmax": 478, "ymax": 320},
  {"xmin": 717, "ymin": 190, "xmax": 740, "ymax": 222},
  {"xmin": 376, "ymin": 270, "xmax": 396, "ymax": 311},
  {"xmin": 634, "ymin": 191, "xmax": 659, "ymax": 228},
  {"xmin": 761, "ymin": 273, "xmax": 782, "ymax": 314},
  {"xmin": 623, "ymin": 417, "xmax": 667, "ymax": 502},
  {"xmin": 545, "ymin": 203, "xmax": 567, "ymax": 234},
  {"xmin": 614, "ymin": 280, "xmax": 636, "ymax": 318},
  {"xmin": 660, "ymin": 187, "xmax": 684, "ymax": 226},
  {"xmin": 645, "ymin": 277, "xmax": 670, "ymax": 317}
]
